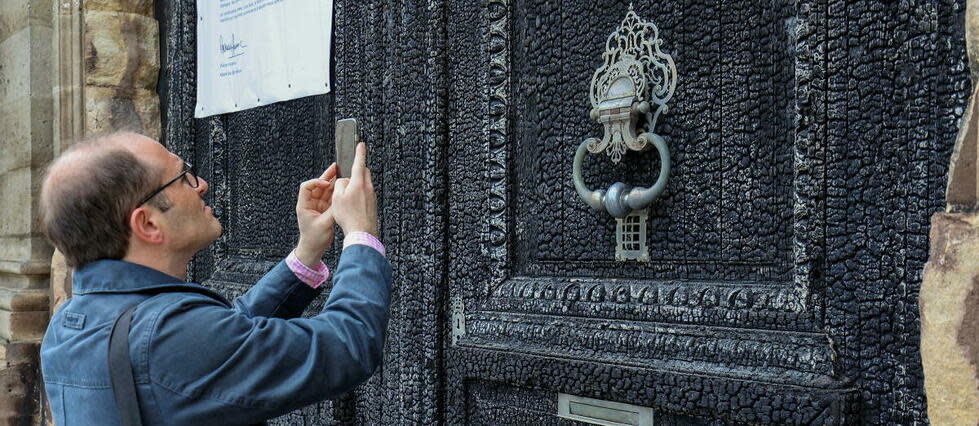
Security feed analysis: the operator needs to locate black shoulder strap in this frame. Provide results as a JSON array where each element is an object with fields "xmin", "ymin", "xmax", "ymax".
[{"xmin": 108, "ymin": 303, "xmax": 143, "ymax": 426}]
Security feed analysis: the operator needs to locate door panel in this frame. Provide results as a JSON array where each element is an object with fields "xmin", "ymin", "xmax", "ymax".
[
  {"xmin": 158, "ymin": 0, "xmax": 969, "ymax": 423},
  {"xmin": 158, "ymin": 0, "xmax": 366, "ymax": 423},
  {"xmin": 509, "ymin": 0, "xmax": 796, "ymax": 283},
  {"xmin": 446, "ymin": 0, "xmax": 847, "ymax": 423}
]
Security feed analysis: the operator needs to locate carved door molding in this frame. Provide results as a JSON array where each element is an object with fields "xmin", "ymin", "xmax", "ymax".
[{"xmin": 445, "ymin": 0, "xmax": 854, "ymax": 423}]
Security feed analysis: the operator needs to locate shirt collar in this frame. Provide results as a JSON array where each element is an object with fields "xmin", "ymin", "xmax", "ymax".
[{"xmin": 72, "ymin": 259, "xmax": 198, "ymax": 295}]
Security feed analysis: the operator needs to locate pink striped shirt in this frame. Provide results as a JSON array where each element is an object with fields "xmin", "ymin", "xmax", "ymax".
[{"xmin": 285, "ymin": 232, "xmax": 386, "ymax": 288}]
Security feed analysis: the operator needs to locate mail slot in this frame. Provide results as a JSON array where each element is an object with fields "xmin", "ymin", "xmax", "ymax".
[{"xmin": 557, "ymin": 393, "xmax": 654, "ymax": 426}]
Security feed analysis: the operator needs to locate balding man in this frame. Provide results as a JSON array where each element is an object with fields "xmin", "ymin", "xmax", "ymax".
[{"xmin": 39, "ymin": 132, "xmax": 391, "ymax": 425}]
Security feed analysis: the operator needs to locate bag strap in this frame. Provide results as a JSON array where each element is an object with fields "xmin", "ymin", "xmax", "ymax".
[{"xmin": 108, "ymin": 303, "xmax": 143, "ymax": 426}]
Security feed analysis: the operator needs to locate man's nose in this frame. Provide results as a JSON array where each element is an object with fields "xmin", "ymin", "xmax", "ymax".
[{"xmin": 196, "ymin": 177, "xmax": 209, "ymax": 195}]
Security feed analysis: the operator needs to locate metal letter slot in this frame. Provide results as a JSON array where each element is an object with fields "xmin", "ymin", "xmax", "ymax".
[{"xmin": 558, "ymin": 393, "xmax": 654, "ymax": 426}]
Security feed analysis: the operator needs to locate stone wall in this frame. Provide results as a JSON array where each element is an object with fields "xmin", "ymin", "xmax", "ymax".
[
  {"xmin": 921, "ymin": 213, "xmax": 979, "ymax": 425},
  {"xmin": 80, "ymin": 0, "xmax": 160, "ymax": 139},
  {"xmin": 919, "ymin": 1, "xmax": 979, "ymax": 424},
  {"xmin": 0, "ymin": 0, "xmax": 161, "ymax": 423},
  {"xmin": 43, "ymin": 0, "xmax": 161, "ymax": 422},
  {"xmin": 0, "ymin": 0, "xmax": 55, "ymax": 423},
  {"xmin": 47, "ymin": 0, "xmax": 162, "ymax": 313}
]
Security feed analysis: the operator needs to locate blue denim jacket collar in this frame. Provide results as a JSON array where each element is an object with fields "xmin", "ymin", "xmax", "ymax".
[{"xmin": 73, "ymin": 259, "xmax": 229, "ymax": 304}]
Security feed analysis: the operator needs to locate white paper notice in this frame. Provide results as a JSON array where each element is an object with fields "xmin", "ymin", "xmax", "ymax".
[{"xmin": 195, "ymin": 0, "xmax": 333, "ymax": 118}]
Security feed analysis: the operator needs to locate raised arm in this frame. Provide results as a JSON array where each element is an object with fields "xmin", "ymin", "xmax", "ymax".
[
  {"xmin": 146, "ymin": 245, "xmax": 392, "ymax": 424},
  {"xmin": 232, "ymin": 164, "xmax": 340, "ymax": 318}
]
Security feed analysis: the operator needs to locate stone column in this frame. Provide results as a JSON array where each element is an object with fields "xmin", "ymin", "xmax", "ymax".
[
  {"xmin": 0, "ymin": 0, "xmax": 56, "ymax": 423},
  {"xmin": 40, "ymin": 0, "xmax": 162, "ymax": 423},
  {"xmin": 919, "ymin": 1, "xmax": 979, "ymax": 424},
  {"xmin": 48, "ymin": 0, "xmax": 161, "ymax": 318},
  {"xmin": 81, "ymin": 0, "xmax": 160, "ymax": 139},
  {"xmin": 921, "ymin": 214, "xmax": 979, "ymax": 425}
]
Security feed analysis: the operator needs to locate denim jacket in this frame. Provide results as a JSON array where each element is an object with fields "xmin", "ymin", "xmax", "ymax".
[{"xmin": 41, "ymin": 245, "xmax": 392, "ymax": 425}]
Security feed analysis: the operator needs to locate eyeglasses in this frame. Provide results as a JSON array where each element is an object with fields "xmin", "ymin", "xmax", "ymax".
[{"xmin": 138, "ymin": 161, "xmax": 199, "ymax": 206}]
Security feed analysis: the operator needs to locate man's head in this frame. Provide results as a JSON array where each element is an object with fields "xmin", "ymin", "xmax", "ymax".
[{"xmin": 41, "ymin": 132, "xmax": 221, "ymax": 268}]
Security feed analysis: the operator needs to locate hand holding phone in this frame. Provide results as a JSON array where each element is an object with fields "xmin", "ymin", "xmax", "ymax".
[
  {"xmin": 331, "ymin": 141, "xmax": 378, "ymax": 237},
  {"xmin": 336, "ymin": 118, "xmax": 359, "ymax": 179}
]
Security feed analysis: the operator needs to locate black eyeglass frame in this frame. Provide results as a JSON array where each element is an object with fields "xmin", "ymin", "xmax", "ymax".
[{"xmin": 138, "ymin": 161, "xmax": 199, "ymax": 206}]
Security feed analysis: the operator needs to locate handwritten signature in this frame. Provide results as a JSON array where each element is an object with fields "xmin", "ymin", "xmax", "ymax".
[{"xmin": 219, "ymin": 34, "xmax": 247, "ymax": 59}]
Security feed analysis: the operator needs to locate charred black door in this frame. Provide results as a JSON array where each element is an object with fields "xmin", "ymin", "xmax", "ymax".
[
  {"xmin": 445, "ymin": 0, "xmax": 846, "ymax": 423},
  {"xmin": 442, "ymin": 0, "xmax": 966, "ymax": 424},
  {"xmin": 159, "ymin": 0, "xmax": 968, "ymax": 424},
  {"xmin": 157, "ymin": 0, "xmax": 391, "ymax": 423}
]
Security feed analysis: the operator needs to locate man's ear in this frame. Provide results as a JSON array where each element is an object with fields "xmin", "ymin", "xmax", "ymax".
[{"xmin": 129, "ymin": 206, "xmax": 164, "ymax": 244}]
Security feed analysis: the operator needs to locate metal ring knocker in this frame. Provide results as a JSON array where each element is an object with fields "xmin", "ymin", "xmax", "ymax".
[
  {"xmin": 571, "ymin": 6, "xmax": 676, "ymax": 218},
  {"xmin": 573, "ymin": 133, "xmax": 670, "ymax": 218}
]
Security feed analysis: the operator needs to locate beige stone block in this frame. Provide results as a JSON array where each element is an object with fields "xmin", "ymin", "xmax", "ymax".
[
  {"xmin": 0, "ymin": 23, "xmax": 53, "ymax": 173},
  {"xmin": 0, "ymin": 258, "xmax": 48, "ymax": 276},
  {"xmin": 29, "ymin": 110, "xmax": 53, "ymax": 170},
  {"xmin": 0, "ymin": 28, "xmax": 31, "ymax": 104},
  {"xmin": 0, "ymin": 341, "xmax": 39, "ymax": 366},
  {"xmin": 0, "ymin": 168, "xmax": 33, "ymax": 237},
  {"xmin": 921, "ymin": 212, "xmax": 979, "ymax": 426},
  {"xmin": 0, "ymin": 165, "xmax": 45, "ymax": 246},
  {"xmin": 84, "ymin": 86, "xmax": 160, "ymax": 139},
  {"xmin": 0, "ymin": 239, "xmax": 28, "ymax": 267},
  {"xmin": 0, "ymin": 289, "xmax": 47, "ymax": 312},
  {"xmin": 84, "ymin": 0, "xmax": 155, "ymax": 17},
  {"xmin": 0, "ymin": 340, "xmax": 41, "ymax": 425},
  {"xmin": 0, "ymin": 96, "xmax": 51, "ymax": 175},
  {"xmin": 29, "ymin": 0, "xmax": 53, "ymax": 28},
  {"xmin": 0, "ymin": 309, "xmax": 47, "ymax": 341},
  {"xmin": 0, "ymin": 0, "xmax": 28, "ymax": 44},
  {"xmin": 0, "ymin": 271, "xmax": 47, "ymax": 291},
  {"xmin": 29, "ymin": 166, "xmax": 46, "ymax": 234},
  {"xmin": 83, "ymin": 10, "xmax": 158, "ymax": 90},
  {"xmin": 968, "ymin": 0, "xmax": 979, "ymax": 84},
  {"xmin": 0, "ymin": 97, "xmax": 32, "ymax": 175},
  {"xmin": 947, "ymin": 85, "xmax": 979, "ymax": 210},
  {"xmin": 0, "ymin": 236, "xmax": 49, "ymax": 268},
  {"xmin": 29, "ymin": 21, "xmax": 54, "ymax": 98},
  {"xmin": 49, "ymin": 250, "xmax": 71, "ymax": 313}
]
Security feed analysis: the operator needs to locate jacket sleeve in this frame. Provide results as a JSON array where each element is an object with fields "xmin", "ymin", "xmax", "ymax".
[
  {"xmin": 146, "ymin": 245, "xmax": 392, "ymax": 423},
  {"xmin": 231, "ymin": 259, "xmax": 323, "ymax": 319}
]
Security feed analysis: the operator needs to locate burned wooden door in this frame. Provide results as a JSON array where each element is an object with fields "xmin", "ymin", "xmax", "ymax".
[
  {"xmin": 157, "ymin": 0, "xmax": 391, "ymax": 423},
  {"xmin": 445, "ymin": 0, "xmax": 846, "ymax": 423},
  {"xmin": 442, "ymin": 0, "xmax": 967, "ymax": 425},
  {"xmin": 157, "ymin": 0, "xmax": 968, "ymax": 424}
]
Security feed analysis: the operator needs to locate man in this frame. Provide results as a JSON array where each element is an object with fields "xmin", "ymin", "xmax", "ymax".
[{"xmin": 39, "ymin": 132, "xmax": 390, "ymax": 425}]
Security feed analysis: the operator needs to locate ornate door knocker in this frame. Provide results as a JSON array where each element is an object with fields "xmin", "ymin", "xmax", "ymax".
[{"xmin": 571, "ymin": 6, "xmax": 677, "ymax": 261}]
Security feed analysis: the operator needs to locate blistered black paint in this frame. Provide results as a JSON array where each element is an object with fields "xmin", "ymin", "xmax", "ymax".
[{"xmin": 161, "ymin": 0, "xmax": 970, "ymax": 424}]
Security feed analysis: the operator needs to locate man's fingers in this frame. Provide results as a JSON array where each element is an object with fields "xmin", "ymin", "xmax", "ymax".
[
  {"xmin": 314, "ymin": 209, "xmax": 336, "ymax": 227},
  {"xmin": 333, "ymin": 178, "xmax": 349, "ymax": 200},
  {"xmin": 297, "ymin": 178, "xmax": 320, "ymax": 209},
  {"xmin": 321, "ymin": 163, "xmax": 337, "ymax": 181},
  {"xmin": 350, "ymin": 142, "xmax": 367, "ymax": 184},
  {"xmin": 314, "ymin": 180, "xmax": 334, "ymax": 210},
  {"xmin": 312, "ymin": 178, "xmax": 334, "ymax": 200}
]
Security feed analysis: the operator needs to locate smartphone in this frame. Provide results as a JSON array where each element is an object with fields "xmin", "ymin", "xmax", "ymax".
[{"xmin": 335, "ymin": 118, "xmax": 360, "ymax": 178}]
